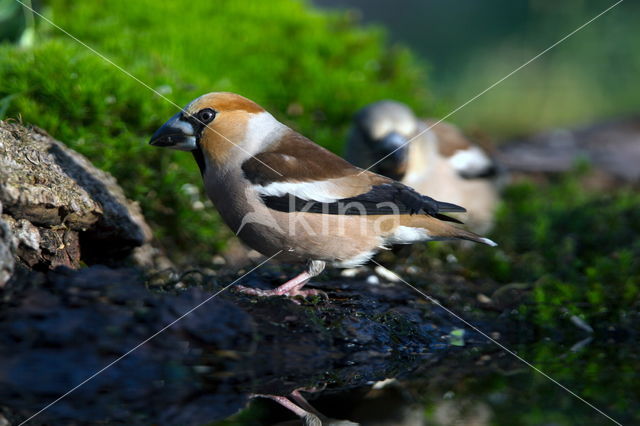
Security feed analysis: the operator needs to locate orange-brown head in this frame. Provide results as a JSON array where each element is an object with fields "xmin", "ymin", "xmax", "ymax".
[{"xmin": 150, "ymin": 92, "xmax": 278, "ymax": 172}]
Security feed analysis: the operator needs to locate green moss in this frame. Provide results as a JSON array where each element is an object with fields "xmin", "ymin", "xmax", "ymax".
[{"xmin": 0, "ymin": 0, "xmax": 431, "ymax": 263}]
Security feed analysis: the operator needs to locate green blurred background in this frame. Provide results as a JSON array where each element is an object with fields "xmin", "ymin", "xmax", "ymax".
[{"xmin": 317, "ymin": 0, "xmax": 640, "ymax": 137}]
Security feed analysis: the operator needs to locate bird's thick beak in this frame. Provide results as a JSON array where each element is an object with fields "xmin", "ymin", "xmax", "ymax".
[
  {"xmin": 376, "ymin": 132, "xmax": 409, "ymax": 180},
  {"xmin": 379, "ymin": 132, "xmax": 408, "ymax": 158},
  {"xmin": 149, "ymin": 112, "xmax": 197, "ymax": 151}
]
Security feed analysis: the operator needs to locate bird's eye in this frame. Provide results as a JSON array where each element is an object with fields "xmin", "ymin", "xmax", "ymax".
[{"xmin": 197, "ymin": 108, "xmax": 216, "ymax": 124}]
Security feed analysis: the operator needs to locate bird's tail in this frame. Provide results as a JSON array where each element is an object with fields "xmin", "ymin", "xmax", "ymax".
[
  {"xmin": 435, "ymin": 200, "xmax": 467, "ymax": 213},
  {"xmin": 406, "ymin": 214, "xmax": 497, "ymax": 246}
]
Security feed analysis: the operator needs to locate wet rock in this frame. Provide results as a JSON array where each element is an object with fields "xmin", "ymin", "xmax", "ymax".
[{"xmin": 0, "ymin": 120, "xmax": 158, "ymax": 271}]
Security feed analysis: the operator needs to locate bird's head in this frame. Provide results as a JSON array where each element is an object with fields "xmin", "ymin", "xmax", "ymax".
[
  {"xmin": 150, "ymin": 92, "xmax": 273, "ymax": 171},
  {"xmin": 351, "ymin": 100, "xmax": 417, "ymax": 180}
]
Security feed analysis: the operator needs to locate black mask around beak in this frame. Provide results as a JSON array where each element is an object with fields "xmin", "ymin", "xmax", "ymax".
[
  {"xmin": 373, "ymin": 131, "xmax": 409, "ymax": 180},
  {"xmin": 149, "ymin": 112, "xmax": 197, "ymax": 151}
]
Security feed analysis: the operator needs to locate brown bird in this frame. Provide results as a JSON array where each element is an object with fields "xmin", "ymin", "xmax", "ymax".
[
  {"xmin": 150, "ymin": 93, "xmax": 496, "ymax": 298},
  {"xmin": 346, "ymin": 100, "xmax": 500, "ymax": 234}
]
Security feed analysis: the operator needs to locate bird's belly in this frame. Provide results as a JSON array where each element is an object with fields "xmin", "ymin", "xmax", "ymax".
[
  {"xmin": 203, "ymin": 175, "xmax": 383, "ymax": 262},
  {"xmin": 237, "ymin": 210, "xmax": 385, "ymax": 263}
]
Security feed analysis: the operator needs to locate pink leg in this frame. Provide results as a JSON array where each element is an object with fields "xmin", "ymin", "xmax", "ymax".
[
  {"xmin": 236, "ymin": 261, "xmax": 327, "ymax": 300},
  {"xmin": 290, "ymin": 389, "xmax": 323, "ymax": 416},
  {"xmin": 250, "ymin": 394, "xmax": 321, "ymax": 423},
  {"xmin": 252, "ymin": 388, "xmax": 357, "ymax": 425},
  {"xmin": 236, "ymin": 271, "xmax": 325, "ymax": 298}
]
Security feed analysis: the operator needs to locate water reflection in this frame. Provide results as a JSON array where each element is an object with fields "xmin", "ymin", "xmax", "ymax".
[
  {"xmin": 1, "ymin": 266, "xmax": 638, "ymax": 425},
  {"xmin": 225, "ymin": 337, "xmax": 639, "ymax": 425}
]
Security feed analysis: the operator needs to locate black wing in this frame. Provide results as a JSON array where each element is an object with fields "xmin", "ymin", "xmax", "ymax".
[{"xmin": 261, "ymin": 182, "xmax": 466, "ymax": 223}]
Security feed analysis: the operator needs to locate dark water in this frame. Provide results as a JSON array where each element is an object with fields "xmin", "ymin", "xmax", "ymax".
[
  {"xmin": 1, "ymin": 265, "xmax": 637, "ymax": 425},
  {"xmin": 215, "ymin": 335, "xmax": 639, "ymax": 425}
]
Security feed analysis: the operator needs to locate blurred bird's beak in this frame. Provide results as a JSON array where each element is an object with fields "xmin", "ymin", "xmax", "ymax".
[
  {"xmin": 149, "ymin": 112, "xmax": 197, "ymax": 151},
  {"xmin": 375, "ymin": 132, "xmax": 408, "ymax": 180},
  {"xmin": 379, "ymin": 132, "xmax": 408, "ymax": 162}
]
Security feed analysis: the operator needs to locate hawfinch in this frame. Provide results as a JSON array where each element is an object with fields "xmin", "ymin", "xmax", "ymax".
[
  {"xmin": 150, "ymin": 93, "xmax": 496, "ymax": 298},
  {"xmin": 346, "ymin": 100, "xmax": 500, "ymax": 234}
]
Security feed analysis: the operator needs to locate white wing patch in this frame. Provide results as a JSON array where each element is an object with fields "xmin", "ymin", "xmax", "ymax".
[
  {"xmin": 254, "ymin": 180, "xmax": 344, "ymax": 203},
  {"xmin": 449, "ymin": 146, "xmax": 492, "ymax": 176}
]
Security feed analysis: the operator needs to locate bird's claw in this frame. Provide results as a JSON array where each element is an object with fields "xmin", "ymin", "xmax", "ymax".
[
  {"xmin": 288, "ymin": 287, "xmax": 328, "ymax": 300},
  {"xmin": 235, "ymin": 285, "xmax": 328, "ymax": 302}
]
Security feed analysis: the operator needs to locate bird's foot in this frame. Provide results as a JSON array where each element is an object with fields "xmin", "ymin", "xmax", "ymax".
[
  {"xmin": 235, "ymin": 285, "xmax": 286, "ymax": 297},
  {"xmin": 235, "ymin": 284, "xmax": 328, "ymax": 303},
  {"xmin": 287, "ymin": 287, "xmax": 329, "ymax": 300},
  {"xmin": 235, "ymin": 269, "xmax": 328, "ymax": 302},
  {"xmin": 252, "ymin": 389, "xmax": 357, "ymax": 426},
  {"xmin": 250, "ymin": 394, "xmax": 322, "ymax": 424}
]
